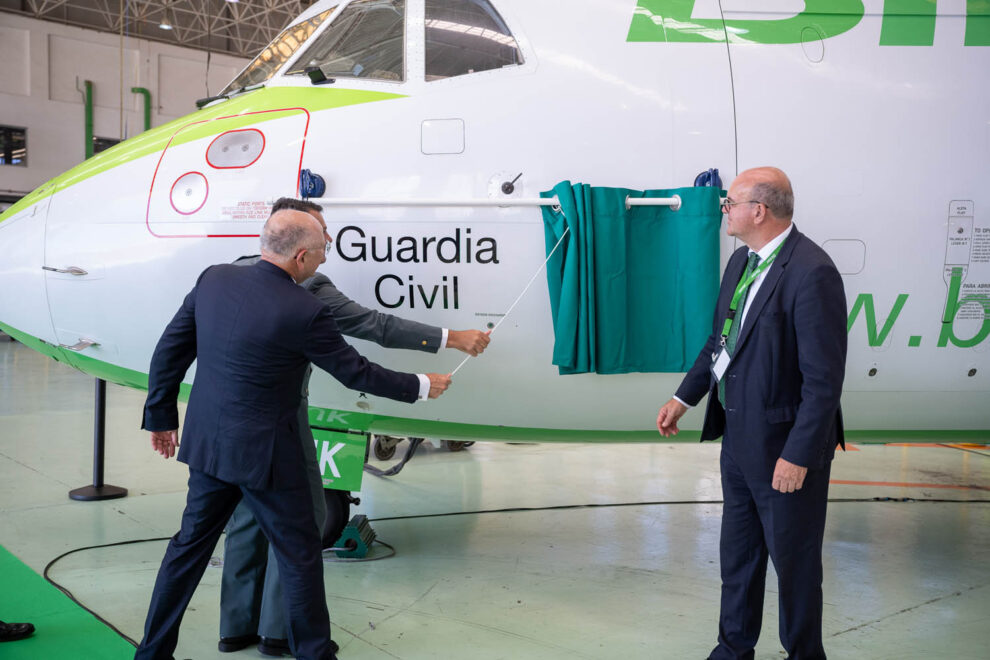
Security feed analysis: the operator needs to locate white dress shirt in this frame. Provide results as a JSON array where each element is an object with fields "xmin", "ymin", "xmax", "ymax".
[
  {"xmin": 416, "ymin": 328, "xmax": 450, "ymax": 399},
  {"xmin": 737, "ymin": 223, "xmax": 793, "ymax": 332},
  {"xmin": 674, "ymin": 223, "xmax": 793, "ymax": 408}
]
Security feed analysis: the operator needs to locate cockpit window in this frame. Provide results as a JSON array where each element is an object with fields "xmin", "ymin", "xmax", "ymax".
[
  {"xmin": 221, "ymin": 9, "xmax": 335, "ymax": 95},
  {"xmin": 287, "ymin": 0, "xmax": 405, "ymax": 82},
  {"xmin": 425, "ymin": 0, "xmax": 523, "ymax": 81}
]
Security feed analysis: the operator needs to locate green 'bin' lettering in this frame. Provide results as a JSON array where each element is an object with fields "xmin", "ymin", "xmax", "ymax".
[
  {"xmin": 627, "ymin": 0, "xmax": 864, "ymax": 44},
  {"xmin": 880, "ymin": 0, "xmax": 937, "ymax": 46}
]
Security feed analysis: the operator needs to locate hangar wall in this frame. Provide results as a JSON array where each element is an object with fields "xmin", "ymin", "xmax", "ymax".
[{"xmin": 0, "ymin": 12, "xmax": 248, "ymax": 204}]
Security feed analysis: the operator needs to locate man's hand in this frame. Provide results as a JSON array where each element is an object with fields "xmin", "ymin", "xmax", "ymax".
[
  {"xmin": 426, "ymin": 373, "xmax": 452, "ymax": 398},
  {"xmin": 446, "ymin": 329, "xmax": 491, "ymax": 356},
  {"xmin": 656, "ymin": 398, "xmax": 688, "ymax": 437},
  {"xmin": 150, "ymin": 430, "xmax": 179, "ymax": 459},
  {"xmin": 772, "ymin": 458, "xmax": 808, "ymax": 493}
]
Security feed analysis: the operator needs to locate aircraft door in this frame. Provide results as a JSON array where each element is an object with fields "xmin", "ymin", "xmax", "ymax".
[
  {"xmin": 43, "ymin": 181, "xmax": 124, "ymax": 377},
  {"xmin": 0, "ymin": 192, "xmax": 58, "ymax": 350}
]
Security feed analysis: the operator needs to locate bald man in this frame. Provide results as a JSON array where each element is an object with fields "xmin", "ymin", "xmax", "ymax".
[
  {"xmin": 657, "ymin": 168, "xmax": 846, "ymax": 659},
  {"xmin": 137, "ymin": 210, "xmax": 450, "ymax": 660},
  {"xmin": 220, "ymin": 197, "xmax": 488, "ymax": 656}
]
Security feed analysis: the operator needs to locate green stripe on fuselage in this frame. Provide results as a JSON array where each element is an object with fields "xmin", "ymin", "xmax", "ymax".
[
  {"xmin": 0, "ymin": 86, "xmax": 405, "ymax": 223},
  {"xmin": 2, "ymin": 322, "xmax": 988, "ymax": 444}
]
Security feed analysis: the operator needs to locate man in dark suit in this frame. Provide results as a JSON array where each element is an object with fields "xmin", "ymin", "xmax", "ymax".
[
  {"xmin": 136, "ymin": 210, "xmax": 452, "ymax": 660},
  {"xmin": 219, "ymin": 197, "xmax": 491, "ymax": 657},
  {"xmin": 657, "ymin": 167, "xmax": 846, "ymax": 660}
]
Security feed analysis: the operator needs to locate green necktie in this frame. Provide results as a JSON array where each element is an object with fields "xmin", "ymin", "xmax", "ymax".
[{"xmin": 718, "ymin": 252, "xmax": 761, "ymax": 407}]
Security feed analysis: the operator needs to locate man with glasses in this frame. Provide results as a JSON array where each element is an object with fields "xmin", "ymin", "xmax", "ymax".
[
  {"xmin": 138, "ymin": 210, "xmax": 447, "ymax": 660},
  {"xmin": 219, "ymin": 197, "xmax": 492, "ymax": 657},
  {"xmin": 657, "ymin": 167, "xmax": 846, "ymax": 659}
]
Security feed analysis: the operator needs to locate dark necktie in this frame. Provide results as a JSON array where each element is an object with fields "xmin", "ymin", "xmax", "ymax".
[{"xmin": 719, "ymin": 251, "xmax": 761, "ymax": 407}]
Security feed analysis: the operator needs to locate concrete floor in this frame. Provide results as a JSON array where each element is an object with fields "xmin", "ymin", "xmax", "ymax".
[{"xmin": 1, "ymin": 337, "xmax": 989, "ymax": 659}]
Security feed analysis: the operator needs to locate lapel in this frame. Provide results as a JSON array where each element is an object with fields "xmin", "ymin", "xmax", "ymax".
[{"xmin": 732, "ymin": 226, "xmax": 802, "ymax": 355}]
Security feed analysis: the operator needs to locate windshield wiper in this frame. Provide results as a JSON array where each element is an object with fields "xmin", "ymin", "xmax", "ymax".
[
  {"xmin": 305, "ymin": 67, "xmax": 336, "ymax": 85},
  {"xmin": 195, "ymin": 92, "xmax": 229, "ymax": 109},
  {"xmin": 195, "ymin": 83, "xmax": 266, "ymax": 109}
]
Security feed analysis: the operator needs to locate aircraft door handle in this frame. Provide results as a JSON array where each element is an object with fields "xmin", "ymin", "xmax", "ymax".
[
  {"xmin": 60, "ymin": 338, "xmax": 100, "ymax": 351},
  {"xmin": 42, "ymin": 266, "xmax": 89, "ymax": 276}
]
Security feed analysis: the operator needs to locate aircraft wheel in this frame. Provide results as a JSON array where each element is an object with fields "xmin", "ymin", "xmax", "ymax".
[
  {"xmin": 373, "ymin": 435, "xmax": 399, "ymax": 461},
  {"xmin": 441, "ymin": 440, "xmax": 470, "ymax": 452},
  {"xmin": 321, "ymin": 489, "xmax": 351, "ymax": 549}
]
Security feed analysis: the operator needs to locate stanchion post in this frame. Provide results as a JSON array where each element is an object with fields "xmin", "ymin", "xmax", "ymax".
[{"xmin": 69, "ymin": 378, "xmax": 127, "ymax": 501}]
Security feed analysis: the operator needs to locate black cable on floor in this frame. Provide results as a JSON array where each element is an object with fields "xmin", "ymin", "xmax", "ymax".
[
  {"xmin": 368, "ymin": 495, "xmax": 990, "ymax": 523},
  {"xmin": 42, "ymin": 496, "xmax": 989, "ymax": 649},
  {"xmin": 322, "ymin": 539, "xmax": 396, "ymax": 562},
  {"xmin": 43, "ymin": 536, "xmax": 171, "ymax": 648},
  {"xmin": 43, "ymin": 535, "xmax": 401, "ymax": 647}
]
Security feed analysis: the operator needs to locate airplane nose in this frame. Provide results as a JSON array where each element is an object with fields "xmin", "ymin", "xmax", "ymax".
[{"xmin": 0, "ymin": 191, "xmax": 59, "ymax": 351}]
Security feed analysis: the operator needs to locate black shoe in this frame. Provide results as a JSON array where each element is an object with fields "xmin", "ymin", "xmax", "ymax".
[
  {"xmin": 258, "ymin": 637, "xmax": 339, "ymax": 657},
  {"xmin": 218, "ymin": 634, "xmax": 260, "ymax": 652},
  {"xmin": 0, "ymin": 621, "xmax": 35, "ymax": 642},
  {"xmin": 258, "ymin": 637, "xmax": 291, "ymax": 657}
]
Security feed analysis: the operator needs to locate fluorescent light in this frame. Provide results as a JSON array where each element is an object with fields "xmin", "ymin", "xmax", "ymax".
[{"xmin": 159, "ymin": 2, "xmax": 173, "ymax": 30}]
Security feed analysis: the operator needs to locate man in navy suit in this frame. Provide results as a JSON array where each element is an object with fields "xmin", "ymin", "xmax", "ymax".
[
  {"xmin": 657, "ymin": 167, "xmax": 846, "ymax": 660},
  {"xmin": 136, "ymin": 209, "xmax": 452, "ymax": 660},
  {"xmin": 220, "ymin": 197, "xmax": 491, "ymax": 657}
]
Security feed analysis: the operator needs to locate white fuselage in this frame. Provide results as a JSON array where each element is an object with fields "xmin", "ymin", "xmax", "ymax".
[{"xmin": 1, "ymin": 0, "xmax": 987, "ymax": 437}]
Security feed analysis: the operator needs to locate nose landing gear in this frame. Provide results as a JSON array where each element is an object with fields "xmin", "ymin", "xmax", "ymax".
[
  {"xmin": 372, "ymin": 435, "xmax": 475, "ymax": 460},
  {"xmin": 321, "ymin": 488, "xmax": 358, "ymax": 549}
]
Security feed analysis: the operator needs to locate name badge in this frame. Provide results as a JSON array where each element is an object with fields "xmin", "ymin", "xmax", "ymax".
[{"xmin": 710, "ymin": 348, "xmax": 731, "ymax": 382}]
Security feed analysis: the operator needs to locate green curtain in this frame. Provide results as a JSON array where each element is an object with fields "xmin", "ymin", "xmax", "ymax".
[{"xmin": 540, "ymin": 182, "xmax": 722, "ymax": 374}]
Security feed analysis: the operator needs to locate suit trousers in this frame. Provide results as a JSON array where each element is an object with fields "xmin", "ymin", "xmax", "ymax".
[
  {"xmin": 220, "ymin": 405, "xmax": 328, "ymax": 639},
  {"xmin": 709, "ymin": 444, "xmax": 831, "ymax": 660},
  {"xmin": 135, "ymin": 468, "xmax": 334, "ymax": 660}
]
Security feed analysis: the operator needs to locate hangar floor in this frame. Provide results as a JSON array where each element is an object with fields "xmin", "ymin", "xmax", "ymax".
[{"xmin": 1, "ymin": 338, "xmax": 988, "ymax": 660}]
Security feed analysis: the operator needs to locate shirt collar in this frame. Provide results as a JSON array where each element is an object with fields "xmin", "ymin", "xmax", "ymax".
[{"xmin": 753, "ymin": 223, "xmax": 793, "ymax": 261}]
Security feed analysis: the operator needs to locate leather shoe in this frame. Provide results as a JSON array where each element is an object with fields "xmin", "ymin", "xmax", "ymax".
[
  {"xmin": 258, "ymin": 637, "xmax": 291, "ymax": 657},
  {"xmin": 218, "ymin": 634, "xmax": 260, "ymax": 652},
  {"xmin": 258, "ymin": 637, "xmax": 339, "ymax": 657},
  {"xmin": 0, "ymin": 621, "xmax": 35, "ymax": 642}
]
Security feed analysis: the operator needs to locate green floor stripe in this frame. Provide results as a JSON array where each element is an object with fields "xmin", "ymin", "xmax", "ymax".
[{"xmin": 0, "ymin": 545, "xmax": 134, "ymax": 659}]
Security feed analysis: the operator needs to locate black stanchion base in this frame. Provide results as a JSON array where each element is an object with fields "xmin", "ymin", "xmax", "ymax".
[{"xmin": 69, "ymin": 485, "xmax": 128, "ymax": 501}]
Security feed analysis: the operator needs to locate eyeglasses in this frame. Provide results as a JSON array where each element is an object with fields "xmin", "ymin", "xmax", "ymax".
[
  {"xmin": 721, "ymin": 199, "xmax": 764, "ymax": 212},
  {"xmin": 300, "ymin": 242, "xmax": 329, "ymax": 258}
]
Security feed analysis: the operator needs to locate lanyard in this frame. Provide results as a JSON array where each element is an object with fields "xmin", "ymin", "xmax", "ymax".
[{"xmin": 719, "ymin": 242, "xmax": 783, "ymax": 345}]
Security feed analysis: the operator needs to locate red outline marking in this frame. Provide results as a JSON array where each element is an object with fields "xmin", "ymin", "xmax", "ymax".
[
  {"xmin": 205, "ymin": 128, "xmax": 266, "ymax": 169},
  {"xmin": 169, "ymin": 171, "xmax": 209, "ymax": 215},
  {"xmin": 145, "ymin": 107, "xmax": 311, "ymax": 239},
  {"xmin": 883, "ymin": 443, "xmax": 989, "ymax": 449},
  {"xmin": 830, "ymin": 479, "xmax": 990, "ymax": 492}
]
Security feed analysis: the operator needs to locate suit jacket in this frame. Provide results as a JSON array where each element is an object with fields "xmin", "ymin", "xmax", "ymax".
[
  {"xmin": 675, "ymin": 226, "xmax": 847, "ymax": 471},
  {"xmin": 234, "ymin": 255, "xmax": 443, "ymax": 352},
  {"xmin": 142, "ymin": 260, "xmax": 421, "ymax": 490}
]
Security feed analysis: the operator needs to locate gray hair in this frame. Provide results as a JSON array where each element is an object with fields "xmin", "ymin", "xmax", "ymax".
[
  {"xmin": 750, "ymin": 179, "xmax": 794, "ymax": 221},
  {"xmin": 260, "ymin": 213, "xmax": 314, "ymax": 258}
]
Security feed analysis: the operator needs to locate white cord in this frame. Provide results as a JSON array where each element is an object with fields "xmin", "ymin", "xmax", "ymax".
[{"xmin": 450, "ymin": 225, "xmax": 571, "ymax": 376}]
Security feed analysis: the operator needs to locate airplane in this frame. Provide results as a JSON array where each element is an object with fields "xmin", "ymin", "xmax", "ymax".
[{"xmin": 1, "ymin": 0, "xmax": 988, "ymax": 540}]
